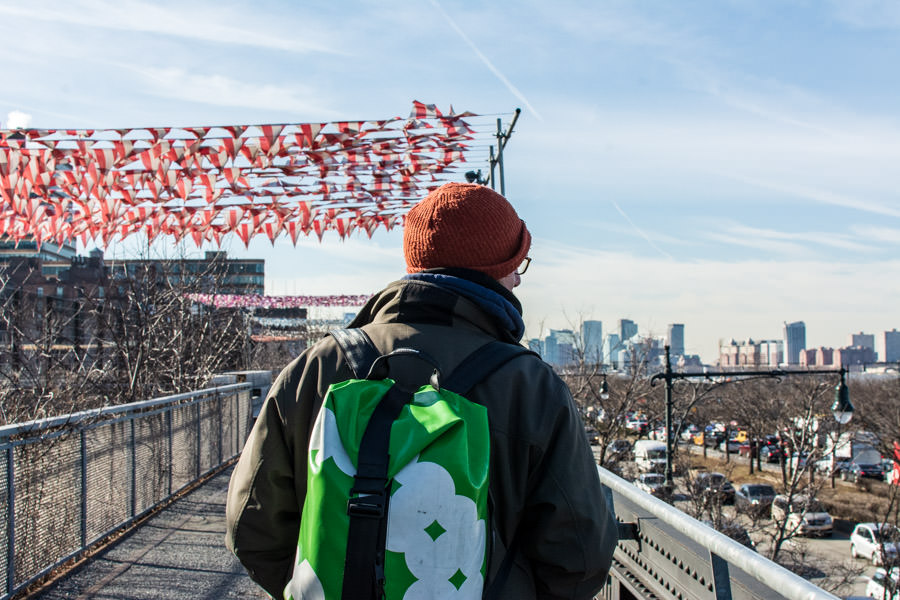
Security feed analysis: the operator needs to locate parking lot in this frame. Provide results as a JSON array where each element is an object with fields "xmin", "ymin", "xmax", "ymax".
[{"xmin": 595, "ymin": 441, "xmax": 884, "ymax": 598}]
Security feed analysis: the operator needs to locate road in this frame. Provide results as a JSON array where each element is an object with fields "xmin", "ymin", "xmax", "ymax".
[{"xmin": 594, "ymin": 442, "xmax": 875, "ymax": 599}]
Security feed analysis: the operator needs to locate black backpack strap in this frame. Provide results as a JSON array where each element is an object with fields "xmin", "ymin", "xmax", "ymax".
[
  {"xmin": 341, "ymin": 383, "xmax": 411, "ymax": 600},
  {"xmin": 329, "ymin": 327, "xmax": 395, "ymax": 599},
  {"xmin": 330, "ymin": 328, "xmax": 381, "ymax": 379},
  {"xmin": 443, "ymin": 340, "xmax": 538, "ymax": 599},
  {"xmin": 444, "ymin": 340, "xmax": 537, "ymax": 396}
]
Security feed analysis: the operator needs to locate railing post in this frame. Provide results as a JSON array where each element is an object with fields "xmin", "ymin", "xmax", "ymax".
[
  {"xmin": 166, "ymin": 409, "xmax": 173, "ymax": 497},
  {"xmin": 6, "ymin": 446, "xmax": 14, "ymax": 597},
  {"xmin": 80, "ymin": 430, "xmax": 87, "ymax": 547},
  {"xmin": 710, "ymin": 551, "xmax": 733, "ymax": 599},
  {"xmin": 217, "ymin": 392, "xmax": 223, "ymax": 465},
  {"xmin": 130, "ymin": 419, "xmax": 136, "ymax": 518},
  {"xmin": 195, "ymin": 400, "xmax": 201, "ymax": 479},
  {"xmin": 233, "ymin": 392, "xmax": 240, "ymax": 456}
]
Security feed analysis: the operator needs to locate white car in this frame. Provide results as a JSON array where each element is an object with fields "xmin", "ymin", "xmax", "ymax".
[
  {"xmin": 850, "ymin": 522, "xmax": 900, "ymax": 566},
  {"xmin": 770, "ymin": 494, "xmax": 833, "ymax": 537},
  {"xmin": 866, "ymin": 567, "xmax": 900, "ymax": 599},
  {"xmin": 634, "ymin": 473, "xmax": 671, "ymax": 497}
]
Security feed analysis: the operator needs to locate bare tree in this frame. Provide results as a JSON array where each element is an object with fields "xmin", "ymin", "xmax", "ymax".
[{"xmin": 1, "ymin": 247, "xmax": 251, "ymax": 425}]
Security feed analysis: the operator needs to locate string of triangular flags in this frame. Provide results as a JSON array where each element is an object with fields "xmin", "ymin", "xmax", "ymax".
[
  {"xmin": 0, "ymin": 101, "xmax": 493, "ymax": 248},
  {"xmin": 186, "ymin": 293, "xmax": 370, "ymax": 308}
]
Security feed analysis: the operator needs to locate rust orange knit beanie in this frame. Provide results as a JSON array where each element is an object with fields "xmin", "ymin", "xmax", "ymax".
[{"xmin": 403, "ymin": 182, "xmax": 531, "ymax": 280}]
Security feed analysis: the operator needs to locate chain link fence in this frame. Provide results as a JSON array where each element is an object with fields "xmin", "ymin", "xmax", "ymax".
[{"xmin": 0, "ymin": 383, "xmax": 253, "ymax": 599}]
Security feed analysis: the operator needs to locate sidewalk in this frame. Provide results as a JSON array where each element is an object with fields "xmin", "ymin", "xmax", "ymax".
[{"xmin": 33, "ymin": 466, "xmax": 268, "ymax": 600}]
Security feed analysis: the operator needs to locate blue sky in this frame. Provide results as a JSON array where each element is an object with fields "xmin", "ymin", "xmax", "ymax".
[{"xmin": 2, "ymin": 0, "xmax": 899, "ymax": 362}]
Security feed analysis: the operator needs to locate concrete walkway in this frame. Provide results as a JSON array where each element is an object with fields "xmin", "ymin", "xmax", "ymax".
[{"xmin": 33, "ymin": 466, "xmax": 268, "ymax": 600}]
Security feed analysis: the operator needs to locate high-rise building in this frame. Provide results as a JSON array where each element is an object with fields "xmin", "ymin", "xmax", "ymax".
[
  {"xmin": 619, "ymin": 319, "xmax": 637, "ymax": 343},
  {"xmin": 759, "ymin": 340, "xmax": 783, "ymax": 366},
  {"xmin": 606, "ymin": 333, "xmax": 621, "ymax": 365},
  {"xmin": 883, "ymin": 329, "xmax": 900, "ymax": 363},
  {"xmin": 719, "ymin": 339, "xmax": 782, "ymax": 368},
  {"xmin": 544, "ymin": 329, "xmax": 576, "ymax": 367},
  {"xmin": 783, "ymin": 321, "xmax": 806, "ymax": 365},
  {"xmin": 667, "ymin": 323, "xmax": 685, "ymax": 356},
  {"xmin": 849, "ymin": 332, "xmax": 875, "ymax": 354},
  {"xmin": 835, "ymin": 346, "xmax": 877, "ymax": 368},
  {"xmin": 582, "ymin": 320, "xmax": 603, "ymax": 365}
]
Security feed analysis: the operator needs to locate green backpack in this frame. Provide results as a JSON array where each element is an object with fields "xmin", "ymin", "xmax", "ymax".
[{"xmin": 285, "ymin": 328, "xmax": 533, "ymax": 600}]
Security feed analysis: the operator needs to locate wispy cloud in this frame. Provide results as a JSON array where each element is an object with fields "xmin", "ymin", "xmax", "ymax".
[
  {"xmin": 850, "ymin": 225, "xmax": 900, "ymax": 245},
  {"xmin": 610, "ymin": 200, "xmax": 674, "ymax": 259},
  {"xmin": 0, "ymin": 1, "xmax": 341, "ymax": 55},
  {"xmin": 719, "ymin": 172, "xmax": 900, "ymax": 219},
  {"xmin": 703, "ymin": 221, "xmax": 872, "ymax": 257},
  {"xmin": 124, "ymin": 66, "xmax": 341, "ymax": 117},
  {"xmin": 428, "ymin": 0, "xmax": 543, "ymax": 121}
]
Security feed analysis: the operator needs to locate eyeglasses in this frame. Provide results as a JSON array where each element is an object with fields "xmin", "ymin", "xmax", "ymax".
[{"xmin": 517, "ymin": 257, "xmax": 531, "ymax": 275}]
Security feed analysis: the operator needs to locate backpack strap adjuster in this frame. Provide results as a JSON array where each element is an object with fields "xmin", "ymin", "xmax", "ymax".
[{"xmin": 347, "ymin": 492, "xmax": 387, "ymax": 519}]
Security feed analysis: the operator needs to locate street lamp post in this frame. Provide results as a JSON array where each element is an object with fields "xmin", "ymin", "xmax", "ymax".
[{"xmin": 650, "ymin": 345, "xmax": 852, "ymax": 488}]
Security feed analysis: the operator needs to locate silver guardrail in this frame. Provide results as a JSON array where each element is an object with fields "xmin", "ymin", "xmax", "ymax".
[
  {"xmin": 598, "ymin": 466, "xmax": 840, "ymax": 600},
  {"xmin": 0, "ymin": 383, "xmax": 253, "ymax": 600}
]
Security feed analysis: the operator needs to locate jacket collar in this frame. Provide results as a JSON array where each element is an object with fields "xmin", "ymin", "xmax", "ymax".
[{"xmin": 348, "ymin": 272, "xmax": 524, "ymax": 343}]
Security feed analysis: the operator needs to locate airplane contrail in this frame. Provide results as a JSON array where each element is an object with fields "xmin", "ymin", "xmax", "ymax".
[
  {"xmin": 429, "ymin": 0, "xmax": 543, "ymax": 121},
  {"xmin": 610, "ymin": 200, "xmax": 674, "ymax": 260}
]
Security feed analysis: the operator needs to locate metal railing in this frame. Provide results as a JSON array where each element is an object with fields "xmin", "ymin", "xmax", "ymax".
[
  {"xmin": 0, "ymin": 383, "xmax": 253, "ymax": 600},
  {"xmin": 597, "ymin": 466, "xmax": 840, "ymax": 600}
]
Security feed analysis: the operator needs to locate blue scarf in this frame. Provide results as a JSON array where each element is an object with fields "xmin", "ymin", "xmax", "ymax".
[{"xmin": 402, "ymin": 272, "xmax": 526, "ymax": 342}]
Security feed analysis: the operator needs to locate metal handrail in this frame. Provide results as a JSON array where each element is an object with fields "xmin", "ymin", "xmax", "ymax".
[
  {"xmin": 0, "ymin": 383, "xmax": 248, "ymax": 441},
  {"xmin": 1, "ymin": 383, "xmax": 254, "ymax": 599},
  {"xmin": 599, "ymin": 466, "xmax": 840, "ymax": 600}
]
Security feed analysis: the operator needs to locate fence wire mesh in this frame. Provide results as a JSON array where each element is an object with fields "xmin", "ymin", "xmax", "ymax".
[
  {"xmin": 1, "ymin": 450, "xmax": 8, "ymax": 596},
  {"xmin": 0, "ymin": 384, "xmax": 251, "ymax": 599}
]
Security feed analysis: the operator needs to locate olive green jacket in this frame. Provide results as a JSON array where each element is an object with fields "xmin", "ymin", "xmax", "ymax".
[{"xmin": 225, "ymin": 275, "xmax": 617, "ymax": 599}]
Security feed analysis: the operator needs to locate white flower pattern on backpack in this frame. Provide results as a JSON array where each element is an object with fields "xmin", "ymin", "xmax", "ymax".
[
  {"xmin": 286, "ymin": 558, "xmax": 325, "ymax": 600},
  {"xmin": 309, "ymin": 406, "xmax": 354, "ymax": 476},
  {"xmin": 387, "ymin": 456, "xmax": 485, "ymax": 599}
]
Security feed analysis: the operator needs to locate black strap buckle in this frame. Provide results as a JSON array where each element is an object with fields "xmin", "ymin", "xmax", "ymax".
[{"xmin": 347, "ymin": 492, "xmax": 386, "ymax": 518}]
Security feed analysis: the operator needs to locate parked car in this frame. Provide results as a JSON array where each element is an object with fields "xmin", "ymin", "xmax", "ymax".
[
  {"xmin": 718, "ymin": 439, "xmax": 742, "ymax": 453},
  {"xmin": 842, "ymin": 461, "xmax": 885, "ymax": 482},
  {"xmin": 866, "ymin": 567, "xmax": 900, "ymax": 600},
  {"xmin": 730, "ymin": 430, "xmax": 749, "ymax": 444},
  {"xmin": 606, "ymin": 439, "xmax": 632, "ymax": 461},
  {"xmin": 758, "ymin": 444, "xmax": 783, "ymax": 463},
  {"xmin": 788, "ymin": 452, "xmax": 809, "ymax": 472},
  {"xmin": 850, "ymin": 522, "xmax": 900, "ymax": 566},
  {"xmin": 692, "ymin": 472, "xmax": 735, "ymax": 505},
  {"xmin": 648, "ymin": 426, "xmax": 668, "ymax": 441},
  {"xmin": 704, "ymin": 431, "xmax": 726, "ymax": 448},
  {"xmin": 735, "ymin": 483, "xmax": 777, "ymax": 516},
  {"xmin": 634, "ymin": 473, "xmax": 672, "ymax": 498},
  {"xmin": 770, "ymin": 494, "xmax": 833, "ymax": 537},
  {"xmin": 634, "ymin": 440, "xmax": 668, "ymax": 472},
  {"xmin": 625, "ymin": 417, "xmax": 649, "ymax": 436},
  {"xmin": 680, "ymin": 424, "xmax": 700, "ymax": 442},
  {"xmin": 813, "ymin": 457, "xmax": 851, "ymax": 476}
]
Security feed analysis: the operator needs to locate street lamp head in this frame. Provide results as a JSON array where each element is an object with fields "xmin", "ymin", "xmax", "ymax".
[
  {"xmin": 599, "ymin": 374, "xmax": 610, "ymax": 400},
  {"xmin": 832, "ymin": 371, "xmax": 853, "ymax": 425}
]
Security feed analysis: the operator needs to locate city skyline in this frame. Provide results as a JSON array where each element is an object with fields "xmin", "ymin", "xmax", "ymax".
[{"xmin": 534, "ymin": 317, "xmax": 898, "ymax": 367}]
